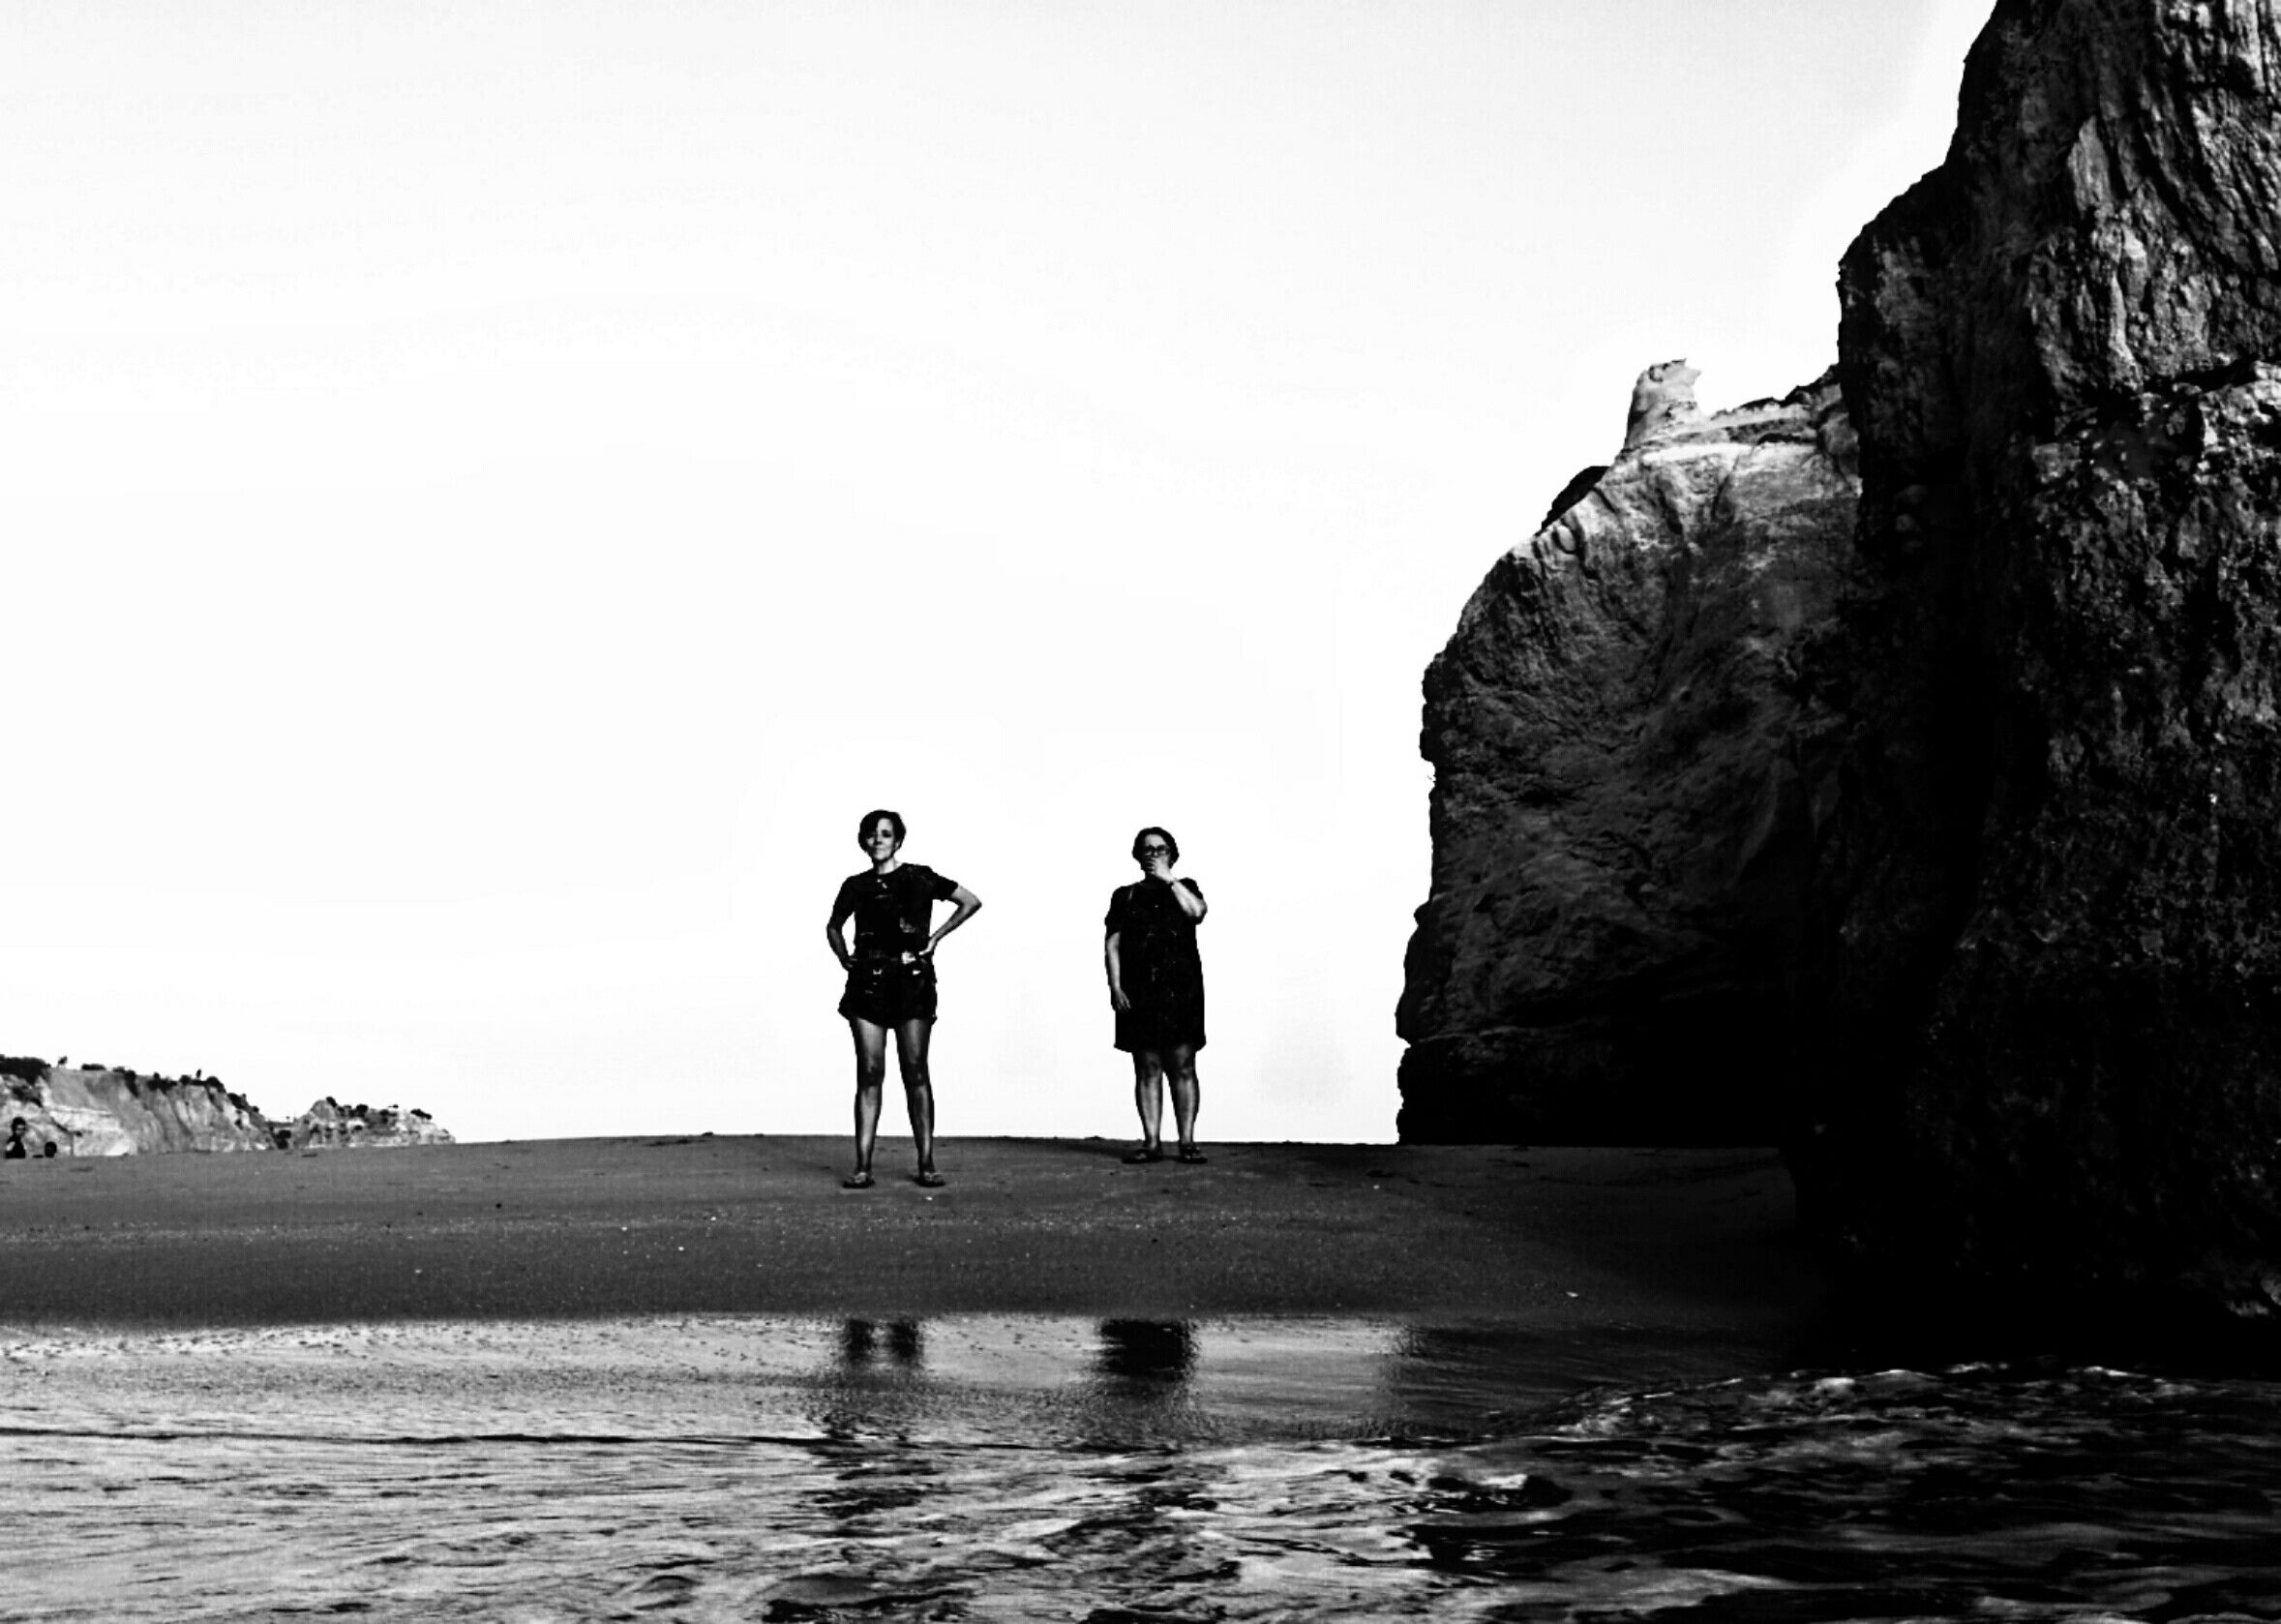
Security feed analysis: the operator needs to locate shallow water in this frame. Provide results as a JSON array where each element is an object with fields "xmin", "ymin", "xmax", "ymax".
[{"xmin": 4, "ymin": 1317, "xmax": 2278, "ymax": 1621}]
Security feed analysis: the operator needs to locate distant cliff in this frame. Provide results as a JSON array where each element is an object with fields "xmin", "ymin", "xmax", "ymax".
[
  {"xmin": 0, "ymin": 1064, "xmax": 277, "ymax": 1156},
  {"xmin": 288, "ymin": 1097, "xmax": 454, "ymax": 1151},
  {"xmin": 1398, "ymin": 368, "xmax": 1858, "ymax": 1142},
  {"xmin": 1401, "ymin": 0, "xmax": 2281, "ymax": 1315},
  {"xmin": 0, "ymin": 1058, "xmax": 453, "ymax": 1156}
]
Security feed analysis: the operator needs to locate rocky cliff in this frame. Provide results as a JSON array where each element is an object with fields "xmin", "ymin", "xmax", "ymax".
[
  {"xmin": 1403, "ymin": 0, "xmax": 2281, "ymax": 1311},
  {"xmin": 0, "ymin": 1065, "xmax": 276, "ymax": 1156},
  {"xmin": 0, "ymin": 1058, "xmax": 454, "ymax": 1156},
  {"xmin": 287, "ymin": 1097, "xmax": 454, "ymax": 1151},
  {"xmin": 1799, "ymin": 0, "xmax": 2281, "ymax": 1305},
  {"xmin": 1397, "ymin": 369, "xmax": 1859, "ymax": 1142}
]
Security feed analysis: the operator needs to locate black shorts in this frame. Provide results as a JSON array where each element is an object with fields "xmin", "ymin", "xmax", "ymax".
[{"xmin": 839, "ymin": 955, "xmax": 938, "ymax": 1026}]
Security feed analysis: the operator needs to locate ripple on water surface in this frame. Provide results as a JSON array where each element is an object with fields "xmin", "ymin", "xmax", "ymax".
[{"xmin": 2, "ymin": 1319, "xmax": 2278, "ymax": 1621}]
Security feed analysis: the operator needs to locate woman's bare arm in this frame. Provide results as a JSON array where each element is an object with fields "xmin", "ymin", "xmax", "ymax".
[
  {"xmin": 924, "ymin": 885, "xmax": 982, "ymax": 955},
  {"xmin": 1143, "ymin": 848, "xmax": 1207, "ymax": 921},
  {"xmin": 1105, "ymin": 930, "xmax": 1129, "ymax": 1010}
]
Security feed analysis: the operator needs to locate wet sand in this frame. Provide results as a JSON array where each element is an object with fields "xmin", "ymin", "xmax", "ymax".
[
  {"xmin": 0, "ymin": 1137, "xmax": 1826, "ymax": 1345},
  {"xmin": 12, "ymin": 1147, "xmax": 2269, "ymax": 1624}
]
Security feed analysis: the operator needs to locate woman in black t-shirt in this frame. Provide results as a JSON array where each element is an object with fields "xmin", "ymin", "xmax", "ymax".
[
  {"xmin": 1104, "ymin": 826, "xmax": 1208, "ymax": 1164},
  {"xmin": 825, "ymin": 808, "xmax": 982, "ymax": 1189}
]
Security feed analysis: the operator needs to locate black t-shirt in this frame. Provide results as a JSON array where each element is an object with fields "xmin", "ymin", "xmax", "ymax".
[
  {"xmin": 1104, "ymin": 878, "xmax": 1205, "ymax": 965},
  {"xmin": 832, "ymin": 863, "xmax": 960, "ymax": 956},
  {"xmin": 1103, "ymin": 878, "xmax": 1202, "ymax": 935}
]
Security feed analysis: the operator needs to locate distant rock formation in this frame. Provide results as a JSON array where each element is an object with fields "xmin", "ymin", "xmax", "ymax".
[
  {"xmin": 1402, "ymin": 0, "xmax": 2281, "ymax": 1314},
  {"xmin": 0, "ymin": 1057, "xmax": 453, "ymax": 1156},
  {"xmin": 1624, "ymin": 358, "xmax": 1706, "ymax": 449},
  {"xmin": 285, "ymin": 1098, "xmax": 454, "ymax": 1151},
  {"xmin": 1397, "ymin": 369, "xmax": 1858, "ymax": 1142},
  {"xmin": 0, "ymin": 1065, "xmax": 274, "ymax": 1156}
]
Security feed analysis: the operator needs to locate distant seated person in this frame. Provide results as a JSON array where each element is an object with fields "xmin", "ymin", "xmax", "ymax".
[
  {"xmin": 42, "ymin": 1140, "xmax": 58, "ymax": 1158},
  {"xmin": 4, "ymin": 1118, "xmax": 27, "ymax": 1159}
]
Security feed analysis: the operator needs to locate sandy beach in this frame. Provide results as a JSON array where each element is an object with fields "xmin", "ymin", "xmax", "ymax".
[
  {"xmin": 0, "ymin": 1136, "xmax": 1824, "ymax": 1341},
  {"xmin": 14, "ymin": 1141, "xmax": 2264, "ymax": 1624}
]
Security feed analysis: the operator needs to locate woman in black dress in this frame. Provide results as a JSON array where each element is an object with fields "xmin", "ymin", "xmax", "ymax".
[
  {"xmin": 1103, "ymin": 826, "xmax": 1208, "ymax": 1164},
  {"xmin": 825, "ymin": 809, "xmax": 982, "ymax": 1188}
]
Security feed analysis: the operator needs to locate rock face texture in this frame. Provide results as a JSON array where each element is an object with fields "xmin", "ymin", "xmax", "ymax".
[
  {"xmin": 1397, "ymin": 370, "xmax": 1859, "ymax": 1142},
  {"xmin": 287, "ymin": 1097, "xmax": 455, "ymax": 1151},
  {"xmin": 0, "ymin": 1066, "xmax": 276, "ymax": 1156},
  {"xmin": 1404, "ymin": 0, "xmax": 2281, "ymax": 1308},
  {"xmin": 0, "ymin": 1058, "xmax": 454, "ymax": 1156},
  {"xmin": 1798, "ymin": 0, "xmax": 2281, "ymax": 1302}
]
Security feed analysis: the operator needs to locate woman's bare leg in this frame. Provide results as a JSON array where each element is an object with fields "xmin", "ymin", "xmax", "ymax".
[
  {"xmin": 894, "ymin": 1017, "xmax": 936, "ymax": 1174},
  {"xmin": 1131, "ymin": 1050, "xmax": 1166, "ymax": 1151},
  {"xmin": 1166, "ymin": 1043, "xmax": 1201, "ymax": 1153},
  {"xmin": 849, "ymin": 1018, "xmax": 890, "ymax": 1177}
]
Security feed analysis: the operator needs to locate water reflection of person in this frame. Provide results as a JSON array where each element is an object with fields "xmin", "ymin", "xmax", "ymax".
[
  {"xmin": 1104, "ymin": 827, "xmax": 1209, "ymax": 1165},
  {"xmin": 819, "ymin": 1320, "xmax": 934, "ymax": 1499},
  {"xmin": 1094, "ymin": 1320, "xmax": 1197, "ymax": 1388},
  {"xmin": 1087, "ymin": 1321, "xmax": 1201, "ymax": 1442},
  {"xmin": 825, "ymin": 810, "xmax": 982, "ymax": 1191},
  {"xmin": 839, "ymin": 1318, "xmax": 925, "ymax": 1368}
]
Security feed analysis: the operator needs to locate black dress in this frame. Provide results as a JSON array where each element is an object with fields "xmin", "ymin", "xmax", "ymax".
[
  {"xmin": 831, "ymin": 863, "xmax": 960, "ymax": 1025},
  {"xmin": 1105, "ymin": 878, "xmax": 1207, "ymax": 1053}
]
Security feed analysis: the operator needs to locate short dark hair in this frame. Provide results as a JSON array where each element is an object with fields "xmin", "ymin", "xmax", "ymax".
[
  {"xmin": 858, "ymin": 808, "xmax": 907, "ymax": 847},
  {"xmin": 1131, "ymin": 826, "xmax": 1179, "ymax": 864}
]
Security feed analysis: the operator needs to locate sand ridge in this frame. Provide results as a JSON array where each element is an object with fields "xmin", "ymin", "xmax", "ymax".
[{"xmin": 0, "ymin": 1137, "xmax": 1824, "ymax": 1339}]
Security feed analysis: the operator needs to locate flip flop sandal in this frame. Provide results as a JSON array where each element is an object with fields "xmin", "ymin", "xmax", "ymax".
[
  {"xmin": 914, "ymin": 1169, "xmax": 947, "ymax": 1188},
  {"xmin": 1122, "ymin": 1145, "xmax": 1164, "ymax": 1164},
  {"xmin": 842, "ymin": 1170, "xmax": 876, "ymax": 1189},
  {"xmin": 1176, "ymin": 1147, "xmax": 1209, "ymax": 1164}
]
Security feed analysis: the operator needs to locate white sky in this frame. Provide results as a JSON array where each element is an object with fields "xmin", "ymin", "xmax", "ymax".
[{"xmin": 2, "ymin": 1, "xmax": 1990, "ymax": 1146}]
